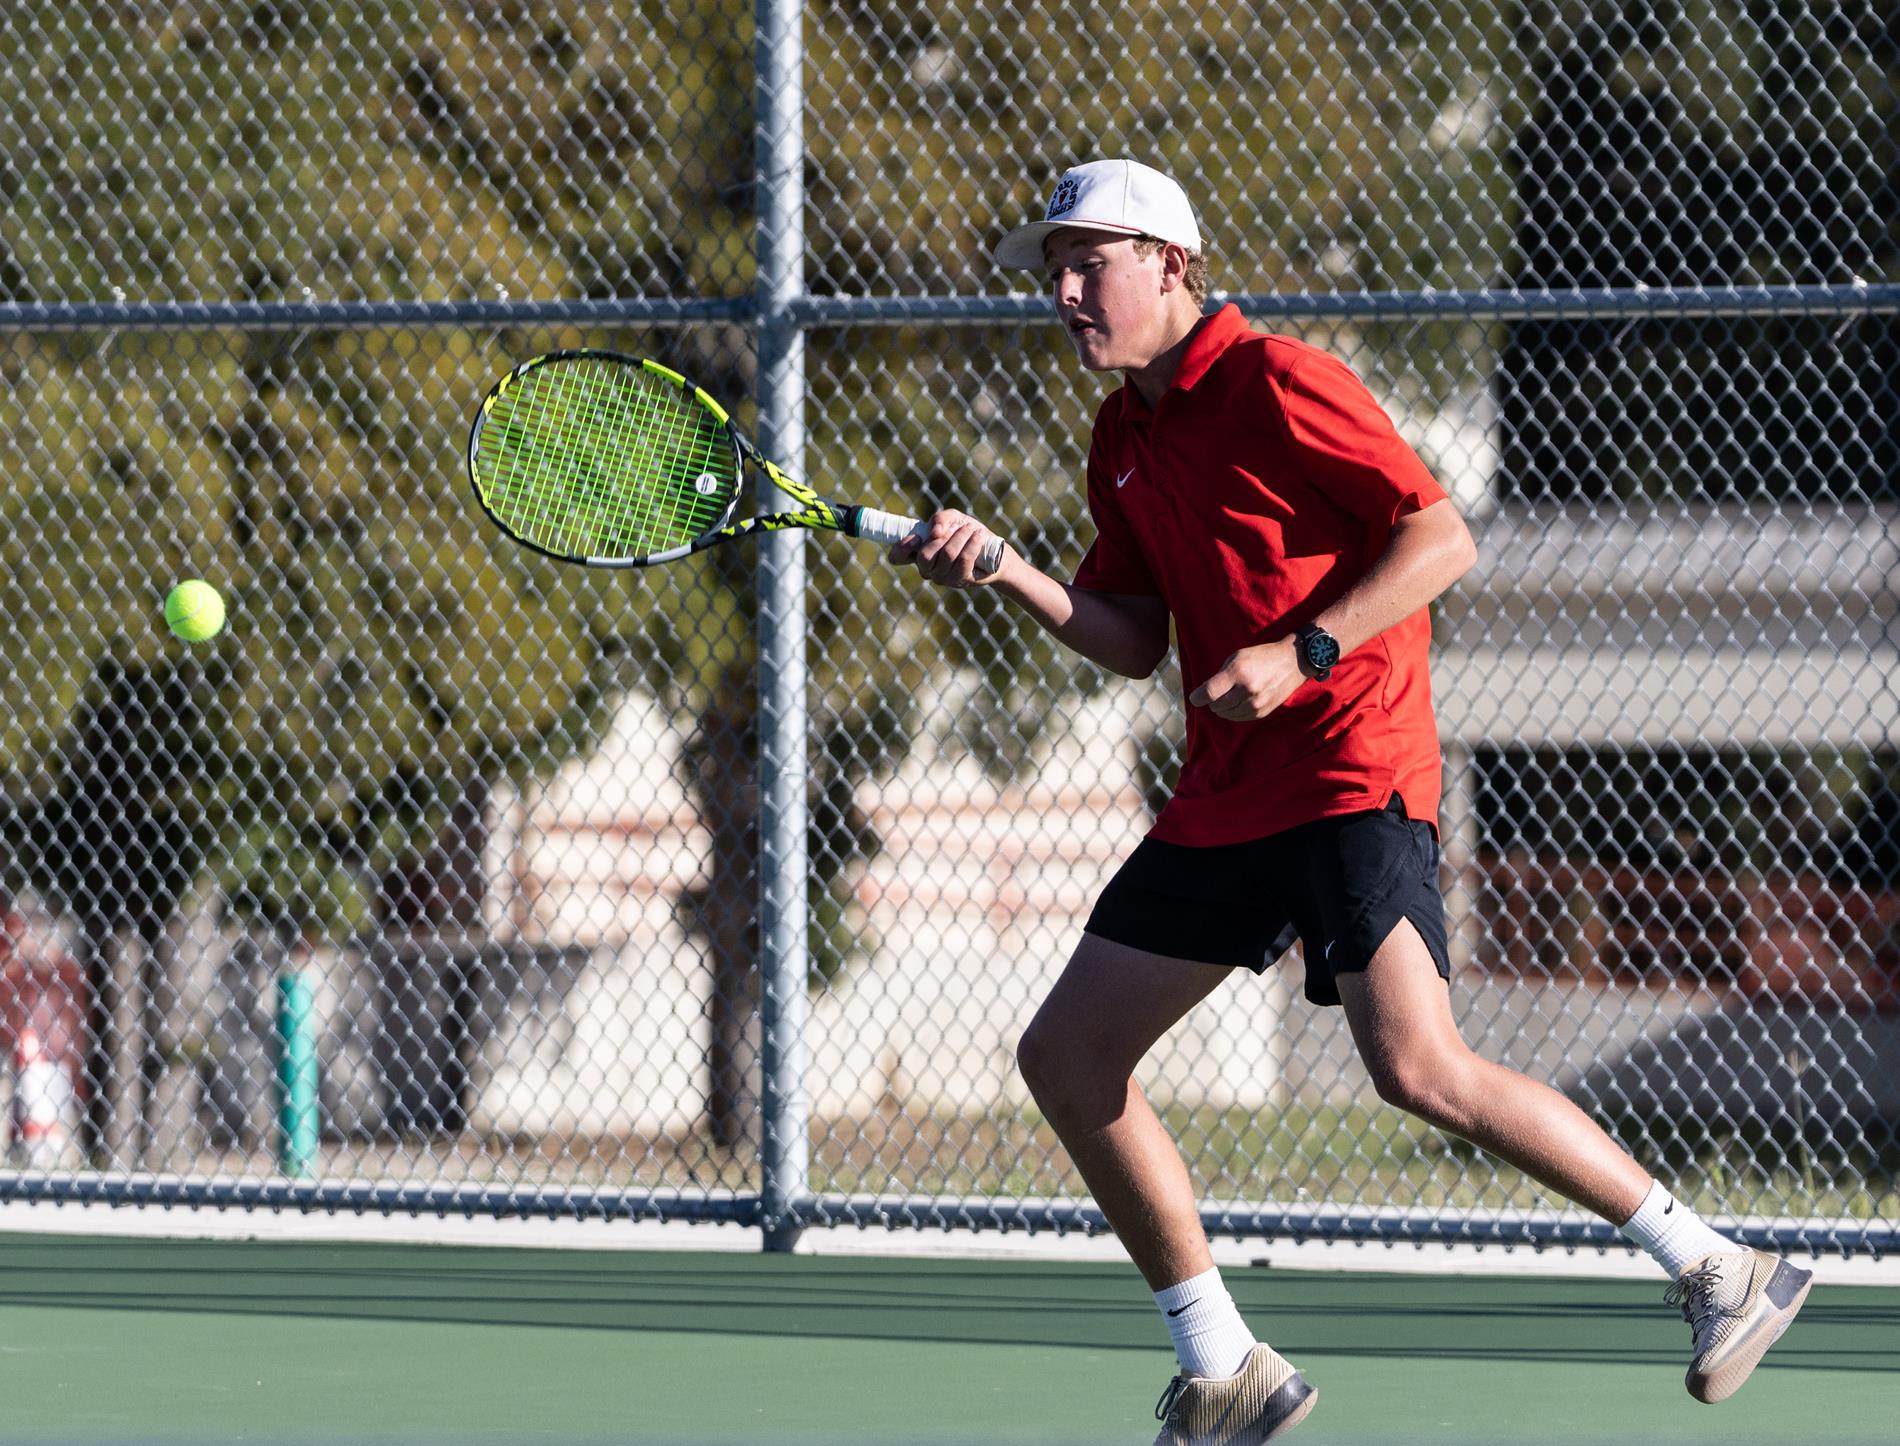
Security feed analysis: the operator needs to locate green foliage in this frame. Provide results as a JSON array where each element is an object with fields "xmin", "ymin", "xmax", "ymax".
[
  {"xmin": 806, "ymin": 1, "xmax": 1516, "ymax": 297},
  {"xmin": 0, "ymin": 3, "xmax": 763, "ymax": 934}
]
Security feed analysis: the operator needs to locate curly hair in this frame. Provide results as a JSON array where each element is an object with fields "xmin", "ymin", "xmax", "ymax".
[{"xmin": 1132, "ymin": 234, "xmax": 1210, "ymax": 305}]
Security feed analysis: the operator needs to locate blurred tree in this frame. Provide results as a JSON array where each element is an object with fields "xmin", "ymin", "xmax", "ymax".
[
  {"xmin": 0, "ymin": 5, "xmax": 641, "ymax": 937},
  {"xmin": 0, "ymin": 3, "xmax": 755, "ymax": 1144},
  {"xmin": 0, "ymin": 1, "xmax": 863, "ymax": 1153}
]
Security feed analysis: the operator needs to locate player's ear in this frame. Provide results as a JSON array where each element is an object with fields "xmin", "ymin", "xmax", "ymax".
[{"xmin": 1156, "ymin": 242, "xmax": 1191, "ymax": 295}]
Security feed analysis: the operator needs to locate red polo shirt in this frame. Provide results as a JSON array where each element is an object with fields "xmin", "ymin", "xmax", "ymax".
[{"xmin": 1073, "ymin": 304, "xmax": 1449, "ymax": 847}]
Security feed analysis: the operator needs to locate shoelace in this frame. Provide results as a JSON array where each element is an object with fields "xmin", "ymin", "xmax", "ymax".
[
  {"xmin": 1662, "ymin": 1260, "xmax": 1727, "ymax": 1344},
  {"xmin": 1154, "ymin": 1374, "xmax": 1188, "ymax": 1424}
]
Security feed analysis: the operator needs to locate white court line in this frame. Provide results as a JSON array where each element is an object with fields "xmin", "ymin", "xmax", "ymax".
[{"xmin": 1, "ymin": 1199, "xmax": 1895, "ymax": 1286}]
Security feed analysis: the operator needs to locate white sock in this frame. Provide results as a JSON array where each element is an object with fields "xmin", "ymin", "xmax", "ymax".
[
  {"xmin": 1154, "ymin": 1265, "xmax": 1258, "ymax": 1378},
  {"xmin": 1619, "ymin": 1180, "xmax": 1744, "ymax": 1278}
]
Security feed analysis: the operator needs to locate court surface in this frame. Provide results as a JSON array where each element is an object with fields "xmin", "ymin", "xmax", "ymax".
[{"xmin": 0, "ymin": 1234, "xmax": 1892, "ymax": 1444}]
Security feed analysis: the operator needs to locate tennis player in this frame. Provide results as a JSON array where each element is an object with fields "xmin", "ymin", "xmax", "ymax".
[{"xmin": 895, "ymin": 158, "xmax": 1814, "ymax": 1444}]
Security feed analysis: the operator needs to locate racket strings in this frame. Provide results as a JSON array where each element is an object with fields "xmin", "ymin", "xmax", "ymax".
[{"xmin": 478, "ymin": 357, "xmax": 740, "ymax": 559}]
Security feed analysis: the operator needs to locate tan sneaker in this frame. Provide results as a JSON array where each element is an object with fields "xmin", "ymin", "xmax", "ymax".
[
  {"xmin": 1665, "ymin": 1248, "xmax": 1814, "ymax": 1403},
  {"xmin": 1151, "ymin": 1343, "xmax": 1317, "ymax": 1445}
]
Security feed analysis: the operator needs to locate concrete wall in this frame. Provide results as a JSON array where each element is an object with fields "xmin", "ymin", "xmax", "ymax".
[{"xmin": 475, "ymin": 684, "xmax": 1292, "ymax": 1137}]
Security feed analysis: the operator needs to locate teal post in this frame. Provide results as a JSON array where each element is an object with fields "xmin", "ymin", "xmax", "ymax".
[{"xmin": 276, "ymin": 972, "xmax": 319, "ymax": 1178}]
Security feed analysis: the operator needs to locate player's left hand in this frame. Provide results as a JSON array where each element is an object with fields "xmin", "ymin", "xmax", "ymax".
[{"xmin": 1188, "ymin": 640, "xmax": 1306, "ymax": 721}]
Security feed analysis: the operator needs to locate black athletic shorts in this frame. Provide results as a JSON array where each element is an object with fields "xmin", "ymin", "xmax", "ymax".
[{"xmin": 1083, "ymin": 795, "xmax": 1451, "ymax": 1006}]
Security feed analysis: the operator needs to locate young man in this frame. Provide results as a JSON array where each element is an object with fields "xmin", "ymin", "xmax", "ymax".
[{"xmin": 895, "ymin": 159, "xmax": 1814, "ymax": 1445}]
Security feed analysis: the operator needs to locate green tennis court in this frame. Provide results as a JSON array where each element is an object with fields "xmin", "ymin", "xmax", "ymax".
[{"xmin": 1, "ymin": 1234, "xmax": 1891, "ymax": 1444}]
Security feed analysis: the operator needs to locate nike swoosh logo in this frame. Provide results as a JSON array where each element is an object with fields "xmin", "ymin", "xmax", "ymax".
[
  {"xmin": 1204, "ymin": 1387, "xmax": 1245, "ymax": 1440},
  {"xmin": 1115, "ymin": 468, "xmax": 1135, "ymax": 488},
  {"xmin": 1664, "ymin": 1202, "xmax": 1674, "ymax": 1214},
  {"xmin": 1166, "ymin": 1300, "xmax": 1198, "ymax": 1317}
]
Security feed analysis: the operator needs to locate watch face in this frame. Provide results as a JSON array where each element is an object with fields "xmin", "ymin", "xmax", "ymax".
[{"xmin": 1305, "ymin": 630, "xmax": 1340, "ymax": 670}]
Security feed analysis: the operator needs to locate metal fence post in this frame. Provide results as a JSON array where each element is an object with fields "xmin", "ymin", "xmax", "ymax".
[{"xmin": 754, "ymin": 0, "xmax": 810, "ymax": 1253}]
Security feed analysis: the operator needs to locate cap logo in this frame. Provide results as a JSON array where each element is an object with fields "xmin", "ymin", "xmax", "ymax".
[{"xmin": 1045, "ymin": 175, "xmax": 1082, "ymax": 218}]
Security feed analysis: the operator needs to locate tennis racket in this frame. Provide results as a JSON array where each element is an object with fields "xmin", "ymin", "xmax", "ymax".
[{"xmin": 467, "ymin": 350, "xmax": 1005, "ymax": 573}]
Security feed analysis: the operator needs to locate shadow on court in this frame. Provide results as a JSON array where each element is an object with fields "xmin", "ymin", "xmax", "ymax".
[
  {"xmin": 0, "ymin": 1236, "xmax": 1893, "ymax": 1377},
  {"xmin": 2, "ymin": 1236, "xmax": 1895, "ymax": 1444}
]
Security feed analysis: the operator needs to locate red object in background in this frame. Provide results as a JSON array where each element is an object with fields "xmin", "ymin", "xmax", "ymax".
[
  {"xmin": 0, "ymin": 907, "xmax": 91, "ymax": 1164},
  {"xmin": 1474, "ymin": 852, "xmax": 1900, "ymax": 1012}
]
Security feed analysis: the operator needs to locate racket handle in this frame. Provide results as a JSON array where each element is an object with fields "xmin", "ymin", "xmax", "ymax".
[{"xmin": 853, "ymin": 507, "xmax": 1006, "ymax": 577}]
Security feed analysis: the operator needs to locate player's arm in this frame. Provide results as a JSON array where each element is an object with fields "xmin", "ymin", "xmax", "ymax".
[
  {"xmin": 1191, "ymin": 497, "xmax": 1475, "ymax": 719},
  {"xmin": 893, "ymin": 511, "xmax": 1170, "ymax": 679},
  {"xmin": 1307, "ymin": 496, "xmax": 1476, "ymax": 662}
]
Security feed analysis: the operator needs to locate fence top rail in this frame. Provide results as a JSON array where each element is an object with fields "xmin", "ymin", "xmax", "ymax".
[
  {"xmin": 794, "ymin": 282, "xmax": 1900, "ymax": 326},
  {"xmin": 0, "ymin": 284, "xmax": 1894, "ymax": 332},
  {"xmin": 0, "ymin": 296, "xmax": 757, "ymax": 333}
]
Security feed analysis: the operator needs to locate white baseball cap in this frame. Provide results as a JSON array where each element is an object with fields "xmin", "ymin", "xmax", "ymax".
[{"xmin": 993, "ymin": 158, "xmax": 1203, "ymax": 270}]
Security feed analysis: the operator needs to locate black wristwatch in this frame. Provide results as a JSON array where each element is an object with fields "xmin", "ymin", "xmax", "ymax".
[{"xmin": 1294, "ymin": 623, "xmax": 1341, "ymax": 681}]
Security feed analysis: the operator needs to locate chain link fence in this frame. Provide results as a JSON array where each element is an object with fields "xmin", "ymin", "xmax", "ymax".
[{"xmin": 0, "ymin": 3, "xmax": 1894, "ymax": 1252}]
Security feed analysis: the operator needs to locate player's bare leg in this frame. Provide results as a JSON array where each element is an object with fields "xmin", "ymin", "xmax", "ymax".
[
  {"xmin": 1334, "ymin": 919, "xmax": 1651, "ymax": 1221},
  {"xmin": 1336, "ymin": 920, "xmax": 1811, "ymax": 1401},
  {"xmin": 1019, "ymin": 936, "xmax": 1319, "ymax": 1441},
  {"xmin": 1017, "ymin": 933, "xmax": 1231, "ymax": 1289}
]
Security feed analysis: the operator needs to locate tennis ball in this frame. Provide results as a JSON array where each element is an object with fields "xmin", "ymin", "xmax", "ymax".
[{"xmin": 164, "ymin": 580, "xmax": 226, "ymax": 642}]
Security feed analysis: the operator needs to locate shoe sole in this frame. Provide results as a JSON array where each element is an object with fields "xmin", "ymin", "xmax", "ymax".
[
  {"xmin": 1688, "ymin": 1261, "xmax": 1814, "ymax": 1404},
  {"xmin": 1172, "ymin": 1374, "xmax": 1318, "ymax": 1446},
  {"xmin": 1261, "ymin": 1375, "xmax": 1322, "ymax": 1436}
]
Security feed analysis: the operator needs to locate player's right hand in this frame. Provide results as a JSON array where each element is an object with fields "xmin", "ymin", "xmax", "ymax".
[{"xmin": 891, "ymin": 509, "xmax": 1005, "ymax": 588}]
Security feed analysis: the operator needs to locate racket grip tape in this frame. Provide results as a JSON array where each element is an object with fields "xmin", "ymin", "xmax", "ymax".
[{"xmin": 851, "ymin": 506, "xmax": 1006, "ymax": 577}]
